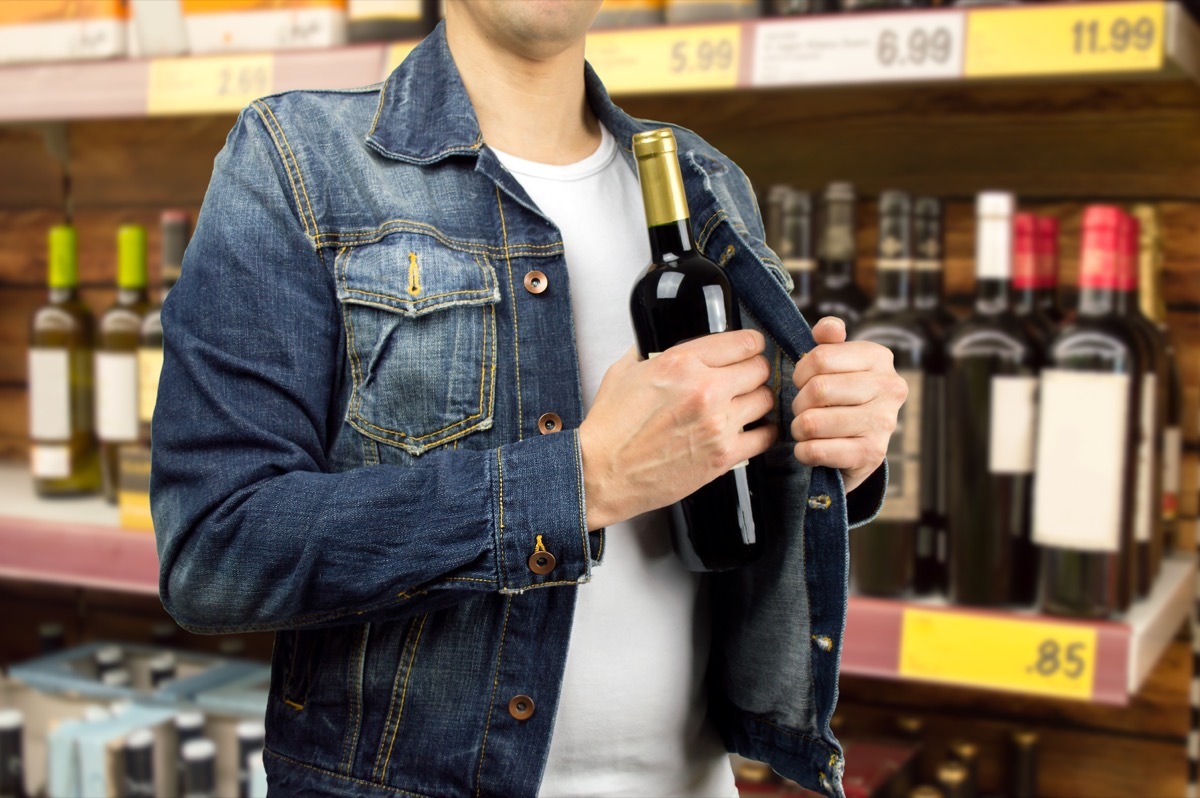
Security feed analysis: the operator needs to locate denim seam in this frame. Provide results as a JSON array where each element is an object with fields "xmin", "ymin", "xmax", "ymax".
[
  {"xmin": 257, "ymin": 99, "xmax": 320, "ymax": 239},
  {"xmin": 697, "ymin": 210, "xmax": 728, "ymax": 252},
  {"xmin": 377, "ymin": 614, "xmax": 428, "ymax": 783},
  {"xmin": 316, "ymin": 220, "xmax": 563, "ymax": 257},
  {"xmin": 249, "ymin": 102, "xmax": 312, "ymax": 240},
  {"xmin": 443, "ymin": 576, "xmax": 493, "ymax": 584},
  {"xmin": 571, "ymin": 430, "xmax": 589, "ymax": 570},
  {"xmin": 345, "ymin": 304, "xmax": 495, "ymax": 446},
  {"xmin": 747, "ymin": 715, "xmax": 842, "ymax": 765},
  {"xmin": 282, "ymin": 631, "xmax": 303, "ymax": 707},
  {"xmin": 495, "ymin": 449, "xmax": 509, "ymax": 588},
  {"xmin": 264, "ymin": 748, "xmax": 435, "ymax": 798},
  {"xmin": 340, "ymin": 248, "xmax": 498, "ymax": 311},
  {"xmin": 368, "ymin": 131, "xmax": 486, "ymax": 166},
  {"xmin": 367, "ymin": 74, "xmax": 388, "ymax": 139},
  {"xmin": 340, "ymin": 624, "xmax": 370, "ymax": 775},
  {"xmin": 474, "ymin": 596, "xmax": 513, "ymax": 798},
  {"xmin": 495, "ymin": 187, "xmax": 524, "ymax": 439}
]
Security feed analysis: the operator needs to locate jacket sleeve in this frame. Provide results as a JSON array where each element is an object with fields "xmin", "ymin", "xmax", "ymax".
[{"xmin": 151, "ymin": 106, "xmax": 594, "ymax": 635}]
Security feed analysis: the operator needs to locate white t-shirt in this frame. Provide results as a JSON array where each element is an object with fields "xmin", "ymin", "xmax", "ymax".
[{"xmin": 491, "ymin": 125, "xmax": 738, "ymax": 798}]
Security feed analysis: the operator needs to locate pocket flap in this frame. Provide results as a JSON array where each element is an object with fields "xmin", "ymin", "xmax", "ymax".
[{"xmin": 337, "ymin": 235, "xmax": 499, "ymax": 316}]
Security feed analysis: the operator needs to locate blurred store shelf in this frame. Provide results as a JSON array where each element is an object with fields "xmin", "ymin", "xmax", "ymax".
[
  {"xmin": 0, "ymin": 464, "xmax": 157, "ymax": 596},
  {"xmin": 1, "ymin": 1, "xmax": 1198, "ymax": 122},
  {"xmin": 844, "ymin": 556, "xmax": 1196, "ymax": 706}
]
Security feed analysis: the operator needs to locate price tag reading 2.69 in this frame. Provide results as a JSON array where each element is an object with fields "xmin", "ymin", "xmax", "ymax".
[
  {"xmin": 588, "ymin": 24, "xmax": 741, "ymax": 95},
  {"xmin": 965, "ymin": 2, "xmax": 1164, "ymax": 78},
  {"xmin": 148, "ymin": 55, "xmax": 274, "ymax": 116},
  {"xmin": 899, "ymin": 608, "xmax": 1098, "ymax": 700}
]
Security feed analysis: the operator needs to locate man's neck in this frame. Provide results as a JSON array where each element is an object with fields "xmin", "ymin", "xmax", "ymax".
[{"xmin": 444, "ymin": 11, "xmax": 601, "ymax": 165}]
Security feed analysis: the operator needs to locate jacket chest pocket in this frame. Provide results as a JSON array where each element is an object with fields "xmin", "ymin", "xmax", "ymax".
[{"xmin": 335, "ymin": 235, "xmax": 500, "ymax": 455}]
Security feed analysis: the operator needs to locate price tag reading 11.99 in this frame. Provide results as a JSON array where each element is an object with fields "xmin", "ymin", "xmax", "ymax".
[
  {"xmin": 899, "ymin": 608, "xmax": 1098, "ymax": 700},
  {"xmin": 965, "ymin": 1, "xmax": 1164, "ymax": 78}
]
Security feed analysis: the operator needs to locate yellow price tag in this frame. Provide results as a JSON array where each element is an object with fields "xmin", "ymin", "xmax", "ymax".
[
  {"xmin": 147, "ymin": 55, "xmax": 274, "ymax": 116},
  {"xmin": 965, "ymin": 1, "xmax": 1164, "ymax": 78},
  {"xmin": 586, "ymin": 23, "xmax": 742, "ymax": 95},
  {"xmin": 899, "ymin": 608, "xmax": 1097, "ymax": 700},
  {"xmin": 383, "ymin": 41, "xmax": 421, "ymax": 80}
]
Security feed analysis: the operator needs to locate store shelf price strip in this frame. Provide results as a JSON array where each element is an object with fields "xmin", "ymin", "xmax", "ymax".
[
  {"xmin": 147, "ymin": 55, "xmax": 274, "ymax": 116},
  {"xmin": 965, "ymin": 1, "xmax": 1164, "ymax": 77},
  {"xmin": 899, "ymin": 607, "xmax": 1099, "ymax": 700},
  {"xmin": 751, "ymin": 11, "xmax": 965, "ymax": 86},
  {"xmin": 586, "ymin": 24, "xmax": 742, "ymax": 94}
]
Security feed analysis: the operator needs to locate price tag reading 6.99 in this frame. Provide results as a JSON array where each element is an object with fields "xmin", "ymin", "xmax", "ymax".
[
  {"xmin": 877, "ymin": 28, "xmax": 955, "ymax": 69},
  {"xmin": 899, "ymin": 608, "xmax": 1098, "ymax": 700}
]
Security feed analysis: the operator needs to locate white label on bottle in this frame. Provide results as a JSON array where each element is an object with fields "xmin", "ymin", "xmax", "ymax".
[
  {"xmin": 988, "ymin": 375, "xmax": 1037, "ymax": 474},
  {"xmin": 877, "ymin": 369, "xmax": 922, "ymax": 522},
  {"xmin": 1163, "ymin": 425, "xmax": 1182, "ymax": 518},
  {"xmin": 31, "ymin": 444, "xmax": 70, "ymax": 478},
  {"xmin": 1032, "ymin": 370, "xmax": 1130, "ymax": 553},
  {"xmin": 95, "ymin": 352, "xmax": 138, "ymax": 442},
  {"xmin": 138, "ymin": 347, "xmax": 164, "ymax": 425},
  {"xmin": 1133, "ymin": 375, "xmax": 1157, "ymax": 543},
  {"xmin": 751, "ymin": 11, "xmax": 965, "ymax": 87},
  {"xmin": 28, "ymin": 348, "xmax": 71, "ymax": 441}
]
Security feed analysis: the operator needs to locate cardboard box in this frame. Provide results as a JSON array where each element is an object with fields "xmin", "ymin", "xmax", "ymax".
[
  {"xmin": 183, "ymin": 0, "xmax": 347, "ymax": 54},
  {"xmin": 0, "ymin": 0, "xmax": 127, "ymax": 65}
]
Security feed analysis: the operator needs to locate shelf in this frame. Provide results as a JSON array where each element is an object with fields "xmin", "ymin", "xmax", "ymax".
[
  {"xmin": 0, "ymin": 1, "xmax": 1197, "ymax": 122},
  {"xmin": 843, "ymin": 556, "xmax": 1196, "ymax": 705},
  {"xmin": 0, "ymin": 464, "xmax": 157, "ymax": 596}
]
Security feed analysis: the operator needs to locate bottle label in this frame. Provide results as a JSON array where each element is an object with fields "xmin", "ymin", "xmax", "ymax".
[
  {"xmin": 95, "ymin": 352, "xmax": 138, "ymax": 442},
  {"xmin": 988, "ymin": 375, "xmax": 1038, "ymax": 475},
  {"xmin": 783, "ymin": 257, "xmax": 815, "ymax": 273},
  {"xmin": 877, "ymin": 369, "xmax": 922, "ymax": 522},
  {"xmin": 28, "ymin": 348, "xmax": 71, "ymax": 441},
  {"xmin": 1133, "ymin": 375, "xmax": 1157, "ymax": 543},
  {"xmin": 138, "ymin": 348, "xmax": 164, "ymax": 425},
  {"xmin": 31, "ymin": 444, "xmax": 71, "ymax": 478},
  {"xmin": 1162, "ymin": 426, "xmax": 1182, "ymax": 518},
  {"xmin": 1032, "ymin": 370, "xmax": 1131, "ymax": 553}
]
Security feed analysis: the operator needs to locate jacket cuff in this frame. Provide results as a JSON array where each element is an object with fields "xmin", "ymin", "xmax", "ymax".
[
  {"xmin": 846, "ymin": 459, "xmax": 888, "ymax": 529},
  {"xmin": 492, "ymin": 429, "xmax": 598, "ymax": 593}
]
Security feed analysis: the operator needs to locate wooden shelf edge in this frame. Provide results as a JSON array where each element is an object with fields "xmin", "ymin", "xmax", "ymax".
[{"xmin": 0, "ymin": 513, "xmax": 159, "ymax": 596}]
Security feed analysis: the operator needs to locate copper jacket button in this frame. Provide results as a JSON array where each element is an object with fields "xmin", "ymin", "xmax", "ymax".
[
  {"xmin": 523, "ymin": 270, "xmax": 548, "ymax": 294},
  {"xmin": 537, "ymin": 412, "xmax": 562, "ymax": 435},
  {"xmin": 528, "ymin": 550, "xmax": 557, "ymax": 575},
  {"xmin": 508, "ymin": 695, "xmax": 535, "ymax": 720}
]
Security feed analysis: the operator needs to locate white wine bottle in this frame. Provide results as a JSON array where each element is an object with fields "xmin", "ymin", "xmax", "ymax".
[{"xmin": 29, "ymin": 225, "xmax": 100, "ymax": 496}]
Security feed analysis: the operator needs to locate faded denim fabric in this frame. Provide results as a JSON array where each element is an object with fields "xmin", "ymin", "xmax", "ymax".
[{"xmin": 151, "ymin": 21, "xmax": 886, "ymax": 798}]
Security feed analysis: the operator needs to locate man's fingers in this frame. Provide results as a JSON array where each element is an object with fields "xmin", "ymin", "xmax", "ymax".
[
  {"xmin": 729, "ymin": 423, "xmax": 778, "ymax": 468},
  {"xmin": 670, "ymin": 329, "xmax": 766, "ymax": 368},
  {"xmin": 811, "ymin": 316, "xmax": 847, "ymax": 345},
  {"xmin": 730, "ymin": 385, "xmax": 776, "ymax": 429},
  {"xmin": 793, "ymin": 437, "xmax": 884, "ymax": 473},
  {"xmin": 793, "ymin": 340, "xmax": 892, "ymax": 390},
  {"xmin": 792, "ymin": 403, "xmax": 896, "ymax": 443},
  {"xmin": 796, "ymin": 372, "xmax": 899, "ymax": 411}
]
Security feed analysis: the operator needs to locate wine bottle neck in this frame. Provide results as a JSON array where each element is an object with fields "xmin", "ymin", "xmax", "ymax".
[
  {"xmin": 874, "ymin": 265, "xmax": 911, "ymax": 312},
  {"xmin": 648, "ymin": 219, "xmax": 697, "ymax": 264},
  {"xmin": 973, "ymin": 278, "xmax": 1010, "ymax": 314},
  {"xmin": 912, "ymin": 267, "xmax": 944, "ymax": 311},
  {"xmin": 49, "ymin": 286, "xmax": 77, "ymax": 304},
  {"xmin": 1078, "ymin": 286, "xmax": 1118, "ymax": 317},
  {"xmin": 117, "ymin": 287, "xmax": 148, "ymax": 306}
]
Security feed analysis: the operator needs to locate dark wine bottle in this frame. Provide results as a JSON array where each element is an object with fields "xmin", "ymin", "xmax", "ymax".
[
  {"xmin": 1035, "ymin": 215, "xmax": 1065, "ymax": 325},
  {"xmin": 946, "ymin": 192, "xmax": 1042, "ymax": 607},
  {"xmin": 0, "ymin": 709, "xmax": 25, "ymax": 798},
  {"xmin": 236, "ymin": 722, "xmax": 265, "ymax": 798},
  {"xmin": 175, "ymin": 712, "xmax": 205, "ymax": 797},
  {"xmin": 850, "ymin": 191, "xmax": 939, "ymax": 597},
  {"xmin": 1034, "ymin": 205, "xmax": 1141, "ymax": 618},
  {"xmin": 96, "ymin": 225, "xmax": 151, "ymax": 503},
  {"xmin": 1134, "ymin": 204, "xmax": 1183, "ymax": 555},
  {"xmin": 1012, "ymin": 213, "xmax": 1055, "ymax": 342},
  {"xmin": 1009, "ymin": 731, "xmax": 1038, "ymax": 798},
  {"xmin": 1116, "ymin": 211, "xmax": 1167, "ymax": 596},
  {"xmin": 628, "ymin": 128, "xmax": 768, "ymax": 572},
  {"xmin": 181, "ymin": 739, "xmax": 216, "ymax": 798},
  {"xmin": 814, "ymin": 182, "xmax": 869, "ymax": 330},
  {"xmin": 124, "ymin": 728, "xmax": 156, "ymax": 798},
  {"xmin": 911, "ymin": 197, "xmax": 952, "ymax": 595},
  {"xmin": 139, "ymin": 211, "xmax": 187, "ymax": 445},
  {"xmin": 765, "ymin": 185, "xmax": 815, "ymax": 316}
]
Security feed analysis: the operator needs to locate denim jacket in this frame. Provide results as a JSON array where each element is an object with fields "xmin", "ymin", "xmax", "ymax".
[{"xmin": 152, "ymin": 21, "xmax": 885, "ymax": 798}]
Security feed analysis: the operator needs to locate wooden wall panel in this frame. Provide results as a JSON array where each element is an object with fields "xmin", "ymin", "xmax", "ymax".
[{"xmin": 0, "ymin": 124, "xmax": 64, "ymax": 209}]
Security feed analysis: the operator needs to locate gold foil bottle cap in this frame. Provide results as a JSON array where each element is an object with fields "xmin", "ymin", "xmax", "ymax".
[{"xmin": 632, "ymin": 128, "xmax": 678, "ymax": 158}]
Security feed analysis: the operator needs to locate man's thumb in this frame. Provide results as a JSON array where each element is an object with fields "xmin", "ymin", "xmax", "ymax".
[{"xmin": 812, "ymin": 316, "xmax": 847, "ymax": 345}]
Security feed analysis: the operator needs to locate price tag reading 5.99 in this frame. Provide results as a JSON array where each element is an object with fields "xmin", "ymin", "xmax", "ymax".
[
  {"xmin": 899, "ymin": 608, "xmax": 1098, "ymax": 700},
  {"xmin": 587, "ymin": 24, "xmax": 741, "ymax": 95},
  {"xmin": 670, "ymin": 38, "xmax": 735, "ymax": 75}
]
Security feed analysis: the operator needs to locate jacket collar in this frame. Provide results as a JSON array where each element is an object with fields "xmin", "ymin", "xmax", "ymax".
[{"xmin": 365, "ymin": 21, "xmax": 648, "ymax": 166}]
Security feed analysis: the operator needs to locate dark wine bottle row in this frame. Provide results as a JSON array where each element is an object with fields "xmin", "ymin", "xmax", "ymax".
[{"xmin": 764, "ymin": 186, "xmax": 1186, "ymax": 618}]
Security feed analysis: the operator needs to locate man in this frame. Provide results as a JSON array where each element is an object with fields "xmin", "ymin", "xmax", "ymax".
[{"xmin": 152, "ymin": 1, "xmax": 905, "ymax": 796}]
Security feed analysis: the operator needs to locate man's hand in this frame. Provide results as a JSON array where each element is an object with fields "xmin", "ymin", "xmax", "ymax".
[
  {"xmin": 579, "ymin": 330, "xmax": 778, "ymax": 531},
  {"xmin": 792, "ymin": 317, "xmax": 907, "ymax": 493}
]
